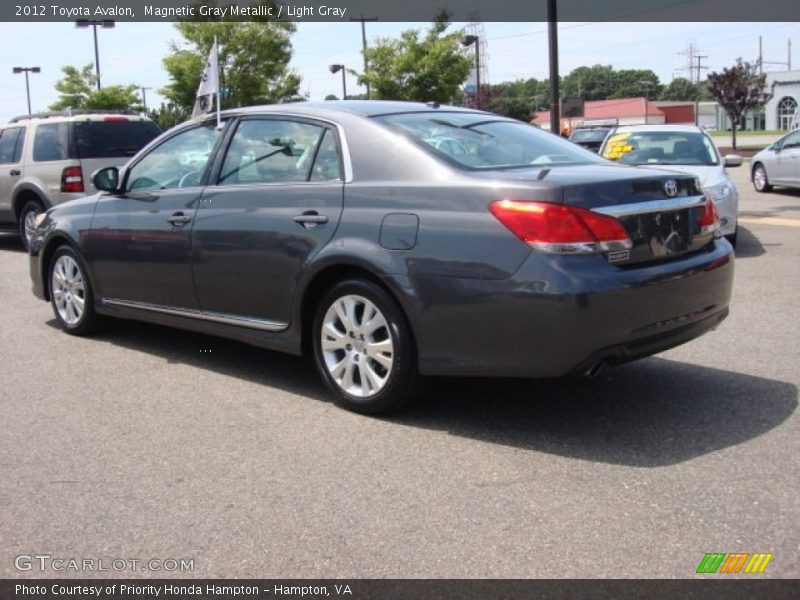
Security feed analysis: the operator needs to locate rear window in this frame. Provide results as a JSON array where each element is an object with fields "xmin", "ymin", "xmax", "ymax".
[
  {"xmin": 570, "ymin": 128, "xmax": 611, "ymax": 143},
  {"xmin": 376, "ymin": 112, "xmax": 604, "ymax": 170},
  {"xmin": 73, "ymin": 120, "xmax": 161, "ymax": 158}
]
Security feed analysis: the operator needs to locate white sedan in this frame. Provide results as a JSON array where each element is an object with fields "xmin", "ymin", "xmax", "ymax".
[
  {"xmin": 751, "ymin": 129, "xmax": 800, "ymax": 193},
  {"xmin": 599, "ymin": 124, "xmax": 742, "ymax": 246}
]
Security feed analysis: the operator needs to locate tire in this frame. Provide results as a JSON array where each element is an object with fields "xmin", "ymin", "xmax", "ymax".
[
  {"xmin": 312, "ymin": 279, "xmax": 421, "ymax": 414},
  {"xmin": 752, "ymin": 163, "xmax": 772, "ymax": 193},
  {"xmin": 18, "ymin": 199, "xmax": 44, "ymax": 251},
  {"xmin": 48, "ymin": 245, "xmax": 102, "ymax": 336}
]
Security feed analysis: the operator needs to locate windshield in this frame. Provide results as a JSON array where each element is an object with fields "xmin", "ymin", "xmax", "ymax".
[
  {"xmin": 570, "ymin": 128, "xmax": 611, "ymax": 143},
  {"xmin": 602, "ymin": 130, "xmax": 719, "ymax": 166},
  {"xmin": 376, "ymin": 112, "xmax": 604, "ymax": 169},
  {"xmin": 74, "ymin": 120, "xmax": 161, "ymax": 158}
]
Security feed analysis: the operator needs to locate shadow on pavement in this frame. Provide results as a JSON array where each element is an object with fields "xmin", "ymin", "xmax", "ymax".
[
  {"xmin": 53, "ymin": 318, "xmax": 797, "ymax": 469},
  {"xmin": 0, "ymin": 233, "xmax": 24, "ymax": 252},
  {"xmin": 733, "ymin": 225, "xmax": 766, "ymax": 259}
]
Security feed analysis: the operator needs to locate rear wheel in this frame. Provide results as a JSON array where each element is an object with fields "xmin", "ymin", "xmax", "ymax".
[
  {"xmin": 752, "ymin": 164, "xmax": 772, "ymax": 193},
  {"xmin": 312, "ymin": 279, "xmax": 421, "ymax": 414},
  {"xmin": 18, "ymin": 199, "xmax": 44, "ymax": 251},
  {"xmin": 49, "ymin": 246, "xmax": 102, "ymax": 335}
]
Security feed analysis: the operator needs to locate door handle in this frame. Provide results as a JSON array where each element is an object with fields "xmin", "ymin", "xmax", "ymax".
[
  {"xmin": 167, "ymin": 212, "xmax": 192, "ymax": 227},
  {"xmin": 293, "ymin": 211, "xmax": 329, "ymax": 227},
  {"xmin": 9, "ymin": 169, "xmax": 20, "ymax": 176}
]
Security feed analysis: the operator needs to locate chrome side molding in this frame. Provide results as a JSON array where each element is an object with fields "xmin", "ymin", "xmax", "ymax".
[{"xmin": 101, "ymin": 298, "xmax": 288, "ymax": 332}]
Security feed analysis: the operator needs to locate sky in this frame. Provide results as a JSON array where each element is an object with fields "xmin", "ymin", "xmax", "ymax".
[{"xmin": 0, "ymin": 21, "xmax": 797, "ymax": 124}]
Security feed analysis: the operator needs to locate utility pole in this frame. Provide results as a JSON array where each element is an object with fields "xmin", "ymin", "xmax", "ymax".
[
  {"xmin": 547, "ymin": 0, "xmax": 560, "ymax": 135},
  {"xmin": 140, "ymin": 86, "xmax": 152, "ymax": 112},
  {"xmin": 789, "ymin": 39, "xmax": 792, "ymax": 70},
  {"xmin": 350, "ymin": 15, "xmax": 377, "ymax": 99},
  {"xmin": 759, "ymin": 36, "xmax": 763, "ymax": 74},
  {"xmin": 694, "ymin": 54, "xmax": 708, "ymax": 84}
]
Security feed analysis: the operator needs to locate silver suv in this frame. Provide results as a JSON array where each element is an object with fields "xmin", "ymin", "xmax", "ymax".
[{"xmin": 0, "ymin": 110, "xmax": 160, "ymax": 249}]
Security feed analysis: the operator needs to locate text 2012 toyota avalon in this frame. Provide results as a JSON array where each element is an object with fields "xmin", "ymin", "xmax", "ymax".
[{"xmin": 29, "ymin": 102, "xmax": 734, "ymax": 414}]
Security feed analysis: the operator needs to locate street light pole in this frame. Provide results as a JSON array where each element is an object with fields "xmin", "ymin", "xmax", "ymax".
[
  {"xmin": 461, "ymin": 35, "xmax": 480, "ymax": 109},
  {"xmin": 75, "ymin": 19, "xmax": 115, "ymax": 90},
  {"xmin": 639, "ymin": 80, "xmax": 654, "ymax": 125},
  {"xmin": 12, "ymin": 67, "xmax": 40, "ymax": 116},
  {"xmin": 140, "ymin": 86, "xmax": 152, "ymax": 112},
  {"xmin": 329, "ymin": 64, "xmax": 347, "ymax": 100}
]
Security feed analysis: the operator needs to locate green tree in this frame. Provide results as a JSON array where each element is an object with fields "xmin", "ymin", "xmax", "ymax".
[
  {"xmin": 50, "ymin": 64, "xmax": 142, "ymax": 111},
  {"xmin": 708, "ymin": 59, "xmax": 770, "ymax": 149},
  {"xmin": 659, "ymin": 77, "xmax": 704, "ymax": 101},
  {"xmin": 147, "ymin": 102, "xmax": 189, "ymax": 131},
  {"xmin": 161, "ymin": 16, "xmax": 303, "ymax": 112},
  {"xmin": 359, "ymin": 18, "xmax": 473, "ymax": 103}
]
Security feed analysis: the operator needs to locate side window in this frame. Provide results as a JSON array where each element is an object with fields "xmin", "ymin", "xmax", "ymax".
[
  {"xmin": 218, "ymin": 119, "xmax": 326, "ymax": 185},
  {"xmin": 125, "ymin": 124, "xmax": 220, "ymax": 193},
  {"xmin": 309, "ymin": 129, "xmax": 342, "ymax": 182},
  {"xmin": 783, "ymin": 132, "xmax": 800, "ymax": 149},
  {"xmin": 33, "ymin": 123, "xmax": 69, "ymax": 162},
  {"xmin": 0, "ymin": 128, "xmax": 22, "ymax": 164}
]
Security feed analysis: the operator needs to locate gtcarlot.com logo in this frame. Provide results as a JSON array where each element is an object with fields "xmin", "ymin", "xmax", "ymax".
[
  {"xmin": 15, "ymin": 554, "xmax": 195, "ymax": 572},
  {"xmin": 696, "ymin": 552, "xmax": 773, "ymax": 574}
]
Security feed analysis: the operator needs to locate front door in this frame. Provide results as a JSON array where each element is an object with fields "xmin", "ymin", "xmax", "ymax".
[
  {"xmin": 88, "ymin": 122, "xmax": 225, "ymax": 309},
  {"xmin": 772, "ymin": 131, "xmax": 800, "ymax": 183},
  {"xmin": 191, "ymin": 117, "xmax": 344, "ymax": 326}
]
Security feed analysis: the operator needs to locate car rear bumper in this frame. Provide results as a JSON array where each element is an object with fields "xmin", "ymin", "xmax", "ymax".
[{"xmin": 402, "ymin": 238, "xmax": 734, "ymax": 378}]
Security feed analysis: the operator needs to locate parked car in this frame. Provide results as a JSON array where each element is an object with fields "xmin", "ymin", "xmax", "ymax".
[
  {"xmin": 599, "ymin": 125, "xmax": 742, "ymax": 246},
  {"xmin": 0, "ymin": 110, "xmax": 160, "ymax": 249},
  {"xmin": 568, "ymin": 126, "xmax": 613, "ymax": 153},
  {"xmin": 29, "ymin": 102, "xmax": 734, "ymax": 414},
  {"xmin": 751, "ymin": 129, "xmax": 800, "ymax": 193}
]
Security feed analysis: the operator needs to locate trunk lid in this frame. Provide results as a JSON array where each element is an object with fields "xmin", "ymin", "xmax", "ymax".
[{"xmin": 473, "ymin": 164, "xmax": 715, "ymax": 265}]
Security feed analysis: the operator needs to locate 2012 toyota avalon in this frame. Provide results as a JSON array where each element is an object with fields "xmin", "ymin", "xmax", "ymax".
[{"xmin": 28, "ymin": 101, "xmax": 734, "ymax": 414}]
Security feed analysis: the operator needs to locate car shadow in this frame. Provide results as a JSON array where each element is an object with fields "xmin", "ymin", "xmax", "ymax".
[
  {"xmin": 49, "ymin": 318, "xmax": 797, "ymax": 469},
  {"xmin": 733, "ymin": 225, "xmax": 766, "ymax": 259},
  {"xmin": 0, "ymin": 233, "xmax": 24, "ymax": 252}
]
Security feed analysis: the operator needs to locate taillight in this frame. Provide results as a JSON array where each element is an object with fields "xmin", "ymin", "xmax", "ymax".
[
  {"xmin": 103, "ymin": 116, "xmax": 129, "ymax": 122},
  {"xmin": 489, "ymin": 200, "xmax": 632, "ymax": 254},
  {"xmin": 697, "ymin": 194, "xmax": 720, "ymax": 237},
  {"xmin": 61, "ymin": 166, "xmax": 84, "ymax": 193}
]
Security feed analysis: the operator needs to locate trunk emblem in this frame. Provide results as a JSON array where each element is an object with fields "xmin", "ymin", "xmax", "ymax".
[{"xmin": 664, "ymin": 179, "xmax": 679, "ymax": 197}]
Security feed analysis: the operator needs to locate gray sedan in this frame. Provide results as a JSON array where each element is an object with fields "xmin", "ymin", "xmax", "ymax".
[
  {"xmin": 28, "ymin": 101, "xmax": 734, "ymax": 414},
  {"xmin": 751, "ymin": 129, "xmax": 800, "ymax": 192}
]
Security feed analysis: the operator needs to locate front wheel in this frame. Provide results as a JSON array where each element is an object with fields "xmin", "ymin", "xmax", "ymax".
[
  {"xmin": 312, "ymin": 279, "xmax": 421, "ymax": 414},
  {"xmin": 49, "ymin": 246, "xmax": 102, "ymax": 335},
  {"xmin": 18, "ymin": 199, "xmax": 44, "ymax": 251},
  {"xmin": 753, "ymin": 164, "xmax": 772, "ymax": 193}
]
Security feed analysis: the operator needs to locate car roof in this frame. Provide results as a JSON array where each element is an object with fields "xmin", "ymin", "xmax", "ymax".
[
  {"xmin": 221, "ymin": 100, "xmax": 487, "ymax": 119},
  {"xmin": 612, "ymin": 124, "xmax": 704, "ymax": 134},
  {"xmin": 8, "ymin": 110, "xmax": 153, "ymax": 125}
]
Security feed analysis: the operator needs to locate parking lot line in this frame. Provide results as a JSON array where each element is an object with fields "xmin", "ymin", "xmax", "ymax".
[{"xmin": 738, "ymin": 216, "xmax": 800, "ymax": 228}]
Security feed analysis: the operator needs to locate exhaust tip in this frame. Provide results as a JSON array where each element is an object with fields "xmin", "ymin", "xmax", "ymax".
[{"xmin": 582, "ymin": 361, "xmax": 606, "ymax": 379}]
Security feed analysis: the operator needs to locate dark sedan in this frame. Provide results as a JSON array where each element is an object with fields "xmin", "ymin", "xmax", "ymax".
[{"xmin": 29, "ymin": 101, "xmax": 734, "ymax": 414}]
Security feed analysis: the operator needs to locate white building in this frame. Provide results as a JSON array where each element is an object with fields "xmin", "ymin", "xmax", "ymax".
[{"xmin": 765, "ymin": 70, "xmax": 800, "ymax": 130}]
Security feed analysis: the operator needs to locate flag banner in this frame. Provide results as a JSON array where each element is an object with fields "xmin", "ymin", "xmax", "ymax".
[{"xmin": 192, "ymin": 40, "xmax": 219, "ymax": 119}]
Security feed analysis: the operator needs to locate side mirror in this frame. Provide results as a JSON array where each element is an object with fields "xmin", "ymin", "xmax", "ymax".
[
  {"xmin": 723, "ymin": 154, "xmax": 743, "ymax": 168},
  {"xmin": 92, "ymin": 166, "xmax": 119, "ymax": 192}
]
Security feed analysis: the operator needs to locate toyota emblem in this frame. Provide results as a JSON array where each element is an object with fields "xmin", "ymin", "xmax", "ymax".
[{"xmin": 664, "ymin": 179, "xmax": 679, "ymax": 197}]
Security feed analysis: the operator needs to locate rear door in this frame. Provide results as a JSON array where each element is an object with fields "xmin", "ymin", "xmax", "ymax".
[
  {"xmin": 0, "ymin": 126, "xmax": 26, "ymax": 223},
  {"xmin": 88, "ymin": 122, "xmax": 224, "ymax": 309},
  {"xmin": 191, "ymin": 116, "xmax": 344, "ymax": 326}
]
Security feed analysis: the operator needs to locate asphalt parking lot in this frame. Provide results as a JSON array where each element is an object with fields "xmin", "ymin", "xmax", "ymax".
[{"xmin": 1, "ymin": 165, "xmax": 798, "ymax": 579}]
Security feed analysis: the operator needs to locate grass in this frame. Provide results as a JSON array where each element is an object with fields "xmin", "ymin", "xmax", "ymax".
[{"xmin": 708, "ymin": 130, "xmax": 784, "ymax": 137}]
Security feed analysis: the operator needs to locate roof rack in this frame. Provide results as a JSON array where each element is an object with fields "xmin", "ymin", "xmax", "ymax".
[{"xmin": 9, "ymin": 109, "xmax": 140, "ymax": 124}]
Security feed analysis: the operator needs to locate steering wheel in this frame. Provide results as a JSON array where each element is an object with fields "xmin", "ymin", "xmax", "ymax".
[{"xmin": 178, "ymin": 170, "xmax": 203, "ymax": 188}]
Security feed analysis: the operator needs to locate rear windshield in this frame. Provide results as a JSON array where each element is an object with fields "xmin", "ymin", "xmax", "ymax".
[
  {"xmin": 602, "ymin": 130, "xmax": 719, "ymax": 166},
  {"xmin": 73, "ymin": 120, "xmax": 161, "ymax": 158},
  {"xmin": 570, "ymin": 128, "xmax": 611, "ymax": 143},
  {"xmin": 375, "ymin": 112, "xmax": 604, "ymax": 170}
]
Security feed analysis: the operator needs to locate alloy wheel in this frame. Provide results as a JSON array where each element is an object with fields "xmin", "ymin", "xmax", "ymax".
[
  {"xmin": 51, "ymin": 254, "xmax": 86, "ymax": 326},
  {"xmin": 320, "ymin": 294, "xmax": 395, "ymax": 398}
]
